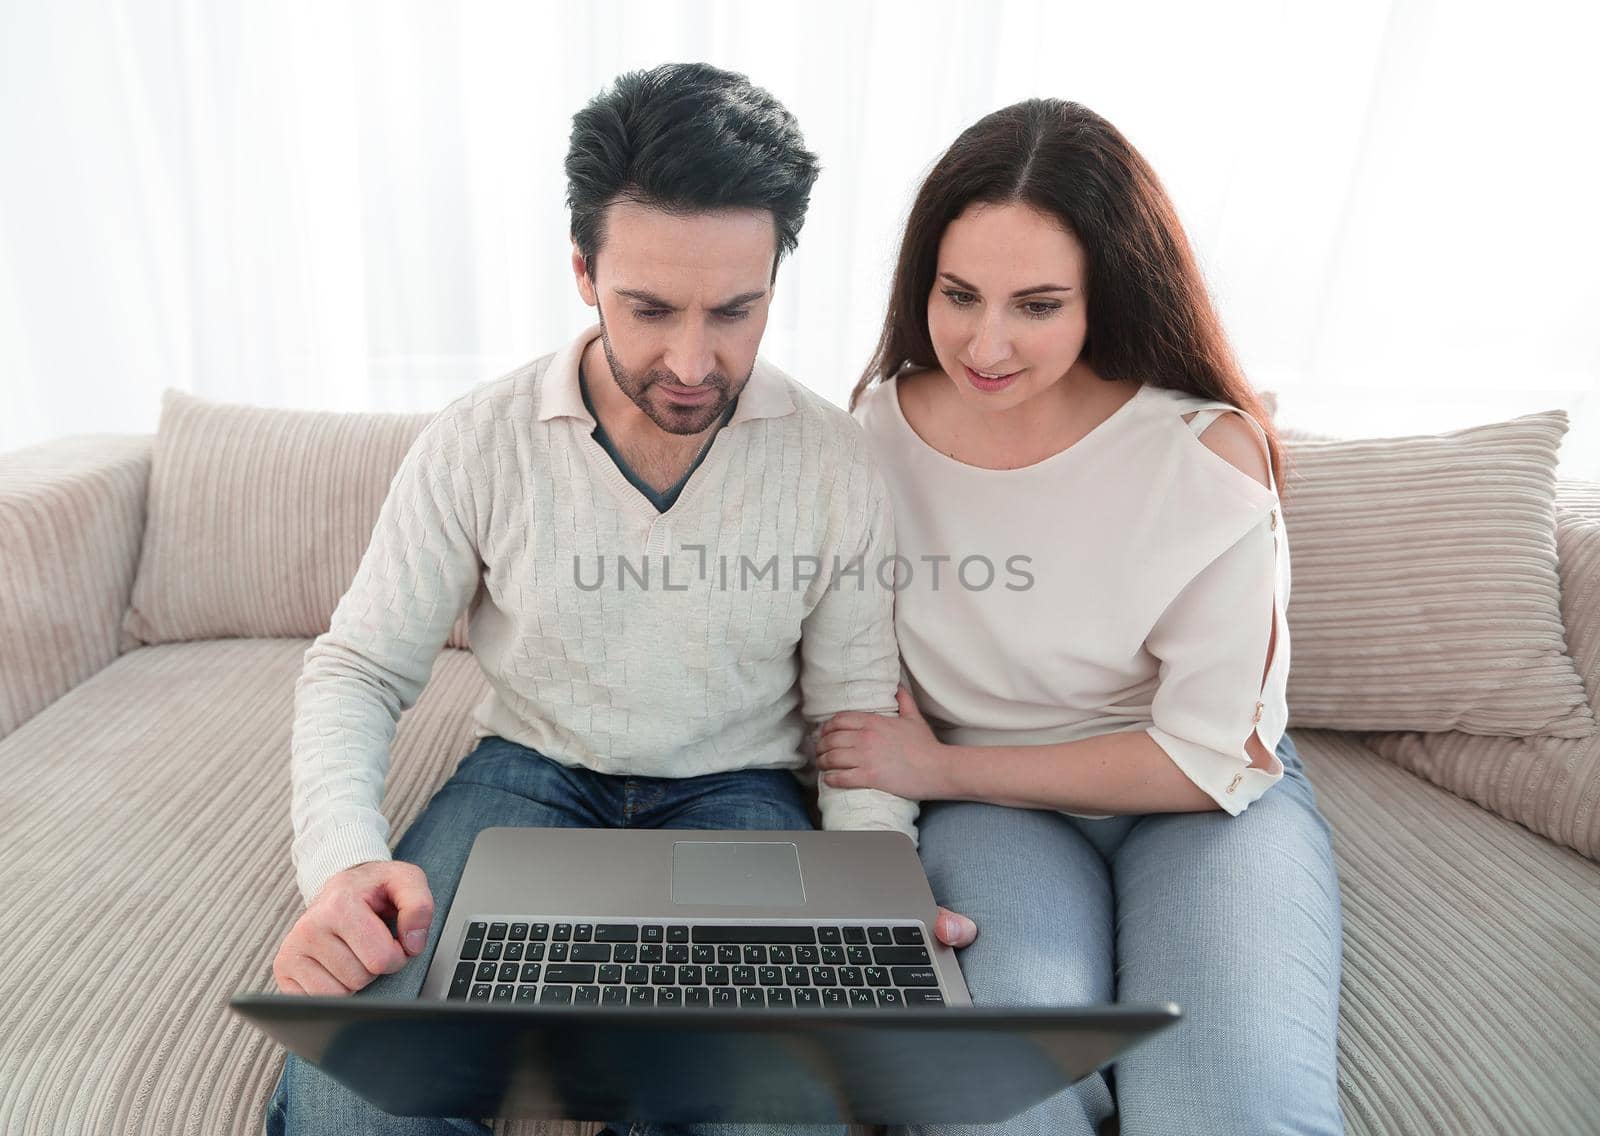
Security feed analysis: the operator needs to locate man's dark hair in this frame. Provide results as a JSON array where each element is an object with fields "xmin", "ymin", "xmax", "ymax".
[{"xmin": 565, "ymin": 62, "xmax": 820, "ymax": 282}]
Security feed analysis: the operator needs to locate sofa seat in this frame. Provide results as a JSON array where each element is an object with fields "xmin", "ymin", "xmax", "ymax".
[{"xmin": 2, "ymin": 640, "xmax": 1597, "ymax": 1134}]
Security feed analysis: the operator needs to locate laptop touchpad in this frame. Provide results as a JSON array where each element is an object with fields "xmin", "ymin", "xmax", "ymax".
[{"xmin": 670, "ymin": 841, "xmax": 806, "ymax": 907}]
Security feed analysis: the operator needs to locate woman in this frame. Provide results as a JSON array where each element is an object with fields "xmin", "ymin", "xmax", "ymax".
[{"xmin": 818, "ymin": 100, "xmax": 1344, "ymax": 1135}]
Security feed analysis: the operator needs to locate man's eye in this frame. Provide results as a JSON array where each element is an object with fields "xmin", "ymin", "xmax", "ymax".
[
  {"xmin": 717, "ymin": 309, "xmax": 751, "ymax": 321},
  {"xmin": 633, "ymin": 309, "xmax": 669, "ymax": 321},
  {"xmin": 941, "ymin": 289, "xmax": 976, "ymax": 306}
]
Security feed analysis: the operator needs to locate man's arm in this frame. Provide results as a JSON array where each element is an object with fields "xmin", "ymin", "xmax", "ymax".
[
  {"xmin": 290, "ymin": 407, "xmax": 484, "ymax": 903},
  {"xmin": 798, "ymin": 453, "xmax": 920, "ymax": 842}
]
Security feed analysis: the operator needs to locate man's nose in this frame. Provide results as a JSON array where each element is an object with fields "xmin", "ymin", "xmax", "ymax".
[{"xmin": 664, "ymin": 320, "xmax": 716, "ymax": 385}]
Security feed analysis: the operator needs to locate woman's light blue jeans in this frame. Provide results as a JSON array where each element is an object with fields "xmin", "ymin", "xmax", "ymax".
[
  {"xmin": 893, "ymin": 730, "xmax": 1345, "ymax": 1136},
  {"xmin": 265, "ymin": 734, "xmax": 847, "ymax": 1136}
]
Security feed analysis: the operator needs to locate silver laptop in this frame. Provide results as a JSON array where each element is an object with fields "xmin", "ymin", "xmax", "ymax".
[{"xmin": 420, "ymin": 826, "xmax": 973, "ymax": 1009}]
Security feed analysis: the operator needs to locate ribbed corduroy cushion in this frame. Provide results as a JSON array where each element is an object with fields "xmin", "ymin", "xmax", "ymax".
[
  {"xmin": 2, "ymin": 641, "xmax": 1596, "ymax": 1133},
  {"xmin": 1278, "ymin": 411, "xmax": 1595, "ymax": 738},
  {"xmin": 1292, "ymin": 728, "xmax": 1600, "ymax": 1135},
  {"xmin": 120, "ymin": 389, "xmax": 474, "ymax": 651}
]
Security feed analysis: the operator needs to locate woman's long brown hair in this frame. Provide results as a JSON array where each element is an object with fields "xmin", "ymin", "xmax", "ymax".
[{"xmin": 850, "ymin": 98, "xmax": 1286, "ymax": 491}]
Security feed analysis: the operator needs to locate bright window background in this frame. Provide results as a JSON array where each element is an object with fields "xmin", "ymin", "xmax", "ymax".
[{"xmin": 2, "ymin": 0, "xmax": 1596, "ymax": 477}]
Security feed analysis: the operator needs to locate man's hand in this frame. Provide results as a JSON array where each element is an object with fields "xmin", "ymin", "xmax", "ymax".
[
  {"xmin": 273, "ymin": 860, "xmax": 435, "ymax": 996},
  {"xmin": 934, "ymin": 906, "xmax": 979, "ymax": 948},
  {"xmin": 818, "ymin": 686, "xmax": 957, "ymax": 801}
]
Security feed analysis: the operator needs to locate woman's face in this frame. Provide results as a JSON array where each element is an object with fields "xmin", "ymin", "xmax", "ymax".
[{"xmin": 925, "ymin": 200, "xmax": 1090, "ymax": 412}]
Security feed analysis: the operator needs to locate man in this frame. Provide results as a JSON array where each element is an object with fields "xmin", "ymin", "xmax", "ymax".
[{"xmin": 266, "ymin": 62, "xmax": 976, "ymax": 1136}]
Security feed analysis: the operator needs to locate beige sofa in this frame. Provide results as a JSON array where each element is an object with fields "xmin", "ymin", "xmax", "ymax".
[{"xmin": 3, "ymin": 391, "xmax": 1599, "ymax": 1136}]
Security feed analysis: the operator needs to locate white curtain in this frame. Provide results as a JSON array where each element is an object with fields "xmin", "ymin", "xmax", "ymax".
[{"xmin": 3, "ymin": 0, "xmax": 1596, "ymax": 478}]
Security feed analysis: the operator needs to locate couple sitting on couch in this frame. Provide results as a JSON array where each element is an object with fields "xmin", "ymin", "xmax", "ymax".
[{"xmin": 266, "ymin": 61, "xmax": 1345, "ymax": 1136}]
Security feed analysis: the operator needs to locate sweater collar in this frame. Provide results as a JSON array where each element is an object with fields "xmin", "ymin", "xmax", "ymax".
[{"xmin": 538, "ymin": 323, "xmax": 796, "ymax": 427}]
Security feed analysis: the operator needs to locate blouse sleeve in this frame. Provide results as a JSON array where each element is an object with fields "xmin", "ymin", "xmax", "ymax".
[{"xmin": 1143, "ymin": 503, "xmax": 1289, "ymax": 815}]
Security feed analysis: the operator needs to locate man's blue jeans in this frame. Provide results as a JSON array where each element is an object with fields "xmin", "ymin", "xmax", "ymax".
[{"xmin": 265, "ymin": 734, "xmax": 847, "ymax": 1136}]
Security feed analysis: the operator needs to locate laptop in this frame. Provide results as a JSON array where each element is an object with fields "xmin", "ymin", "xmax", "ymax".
[{"xmin": 232, "ymin": 826, "xmax": 1182, "ymax": 1123}]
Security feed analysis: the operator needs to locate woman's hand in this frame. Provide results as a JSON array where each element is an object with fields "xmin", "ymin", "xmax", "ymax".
[
  {"xmin": 817, "ymin": 686, "xmax": 957, "ymax": 801},
  {"xmin": 934, "ymin": 905, "xmax": 979, "ymax": 947}
]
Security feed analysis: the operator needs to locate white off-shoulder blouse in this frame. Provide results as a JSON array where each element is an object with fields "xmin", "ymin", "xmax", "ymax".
[{"xmin": 853, "ymin": 374, "xmax": 1290, "ymax": 816}]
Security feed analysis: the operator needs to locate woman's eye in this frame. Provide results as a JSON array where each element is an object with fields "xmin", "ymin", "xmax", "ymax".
[
  {"xmin": 1023, "ymin": 302, "xmax": 1061, "ymax": 318},
  {"xmin": 942, "ymin": 289, "xmax": 976, "ymax": 307}
]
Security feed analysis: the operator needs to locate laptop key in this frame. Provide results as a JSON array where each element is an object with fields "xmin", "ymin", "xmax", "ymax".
[
  {"xmin": 685, "ymin": 987, "xmax": 709, "ymax": 1006},
  {"xmin": 449, "ymin": 962, "xmax": 473, "ymax": 1000},
  {"xmin": 843, "ymin": 927, "xmax": 868, "ymax": 944},
  {"xmin": 569, "ymin": 944, "xmax": 610, "ymax": 963},
  {"xmin": 476, "ymin": 962, "xmax": 497, "ymax": 982},
  {"xmin": 482, "ymin": 942, "xmax": 503, "ymax": 961},
  {"xmin": 849, "ymin": 989, "xmax": 875, "ymax": 1007},
  {"xmin": 717, "ymin": 945, "xmax": 740, "ymax": 964},
  {"xmin": 838, "ymin": 967, "xmax": 863, "ymax": 987},
  {"xmin": 498, "ymin": 962, "xmax": 519, "ymax": 983},
  {"xmin": 731, "ymin": 966, "xmax": 756, "ymax": 986},
  {"xmin": 515, "ymin": 985, "xmax": 538, "ymax": 1004},
  {"xmin": 864, "ymin": 966, "xmax": 891, "ymax": 987},
  {"xmin": 641, "ymin": 926, "xmax": 664, "ymax": 943},
  {"xmin": 892, "ymin": 967, "xmax": 940, "ymax": 987},
  {"xmin": 543, "ymin": 964, "xmax": 597, "ymax": 984},
  {"xmin": 677, "ymin": 965, "xmax": 702, "ymax": 985},
  {"xmin": 666, "ymin": 944, "xmax": 689, "ymax": 964},
  {"xmin": 530, "ymin": 923, "xmax": 550, "ymax": 941},
  {"xmin": 770, "ymin": 946, "xmax": 793, "ymax": 964},
  {"xmin": 821, "ymin": 988, "xmax": 846, "ymax": 1007},
  {"xmin": 784, "ymin": 966, "xmax": 810, "ymax": 986},
  {"xmin": 575, "ymin": 985, "xmax": 600, "ymax": 1005},
  {"xmin": 488, "ymin": 923, "xmax": 508, "ymax": 940},
  {"xmin": 613, "ymin": 944, "xmax": 637, "ymax": 963},
  {"xmin": 692, "ymin": 945, "xmax": 715, "ymax": 964},
  {"xmin": 758, "ymin": 966, "xmax": 782, "ymax": 986},
  {"xmin": 573, "ymin": 924, "xmax": 593, "ymax": 943},
  {"xmin": 470, "ymin": 984, "xmax": 492, "ymax": 1002},
  {"xmin": 509, "ymin": 923, "xmax": 528, "ymax": 940},
  {"xmin": 493, "ymin": 984, "xmax": 514, "ymax": 1003},
  {"xmin": 505, "ymin": 942, "xmax": 524, "ymax": 961},
  {"xmin": 794, "ymin": 988, "xmax": 820, "ymax": 1008},
  {"xmin": 540, "ymin": 985, "xmax": 573, "ymax": 1005},
  {"xmin": 629, "ymin": 986, "xmax": 655, "ymax": 1006},
  {"xmin": 711, "ymin": 987, "xmax": 737, "ymax": 1008},
  {"xmin": 905, "ymin": 988, "xmax": 945, "ymax": 1006},
  {"xmin": 817, "ymin": 927, "xmax": 842, "ymax": 944},
  {"xmin": 874, "ymin": 946, "xmax": 932, "ymax": 966},
  {"xmin": 460, "ymin": 937, "xmax": 483, "ymax": 961},
  {"xmin": 594, "ymin": 924, "xmax": 638, "ymax": 943},
  {"xmin": 657, "ymin": 987, "xmax": 682, "ymax": 1007},
  {"xmin": 652, "ymin": 965, "xmax": 675, "ymax": 985},
  {"xmin": 705, "ymin": 966, "xmax": 729, "ymax": 985},
  {"xmin": 847, "ymin": 946, "xmax": 872, "ymax": 966},
  {"xmin": 692, "ymin": 926, "xmax": 816, "ymax": 944},
  {"xmin": 768, "ymin": 988, "xmax": 793, "ymax": 1007},
  {"xmin": 739, "ymin": 988, "xmax": 765, "ymax": 1008},
  {"xmin": 602, "ymin": 986, "xmax": 628, "ymax": 1006},
  {"xmin": 876, "ymin": 989, "xmax": 904, "ymax": 1007},
  {"xmin": 794, "ymin": 945, "xmax": 819, "ymax": 965},
  {"xmin": 743, "ymin": 946, "xmax": 767, "ymax": 964},
  {"xmin": 625, "ymin": 965, "xmax": 649, "ymax": 985},
  {"xmin": 520, "ymin": 963, "xmax": 542, "ymax": 983},
  {"xmin": 821, "ymin": 946, "xmax": 846, "ymax": 965},
  {"xmin": 527, "ymin": 944, "xmax": 546, "ymax": 962},
  {"xmin": 667, "ymin": 926, "xmax": 689, "ymax": 943},
  {"xmin": 640, "ymin": 945, "xmax": 664, "ymax": 964},
  {"xmin": 893, "ymin": 926, "xmax": 924, "ymax": 945},
  {"xmin": 598, "ymin": 964, "xmax": 622, "ymax": 984},
  {"xmin": 811, "ymin": 967, "xmax": 837, "ymax": 986},
  {"xmin": 467, "ymin": 921, "xmax": 487, "ymax": 940}
]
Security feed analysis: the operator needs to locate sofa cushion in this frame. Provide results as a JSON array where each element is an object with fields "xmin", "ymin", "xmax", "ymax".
[
  {"xmin": 1274, "ymin": 410, "xmax": 1593, "ymax": 739},
  {"xmin": 1289, "ymin": 728, "xmax": 1600, "ymax": 1135},
  {"xmin": 120, "ymin": 388, "xmax": 474, "ymax": 650}
]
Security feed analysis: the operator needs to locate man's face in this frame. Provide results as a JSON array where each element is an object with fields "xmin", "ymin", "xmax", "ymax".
[{"xmin": 573, "ymin": 199, "xmax": 777, "ymax": 436}]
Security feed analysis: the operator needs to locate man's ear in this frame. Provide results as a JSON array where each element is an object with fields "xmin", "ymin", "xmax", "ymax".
[{"xmin": 572, "ymin": 240, "xmax": 597, "ymax": 307}]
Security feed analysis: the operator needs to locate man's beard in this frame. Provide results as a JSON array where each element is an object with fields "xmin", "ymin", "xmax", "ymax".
[{"xmin": 596, "ymin": 316, "xmax": 749, "ymax": 436}]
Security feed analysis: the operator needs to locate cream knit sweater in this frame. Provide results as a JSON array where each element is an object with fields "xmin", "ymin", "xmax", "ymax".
[{"xmin": 290, "ymin": 325, "xmax": 916, "ymax": 903}]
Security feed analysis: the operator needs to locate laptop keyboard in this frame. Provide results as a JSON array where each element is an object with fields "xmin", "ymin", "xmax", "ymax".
[{"xmin": 445, "ymin": 920, "xmax": 948, "ymax": 1009}]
